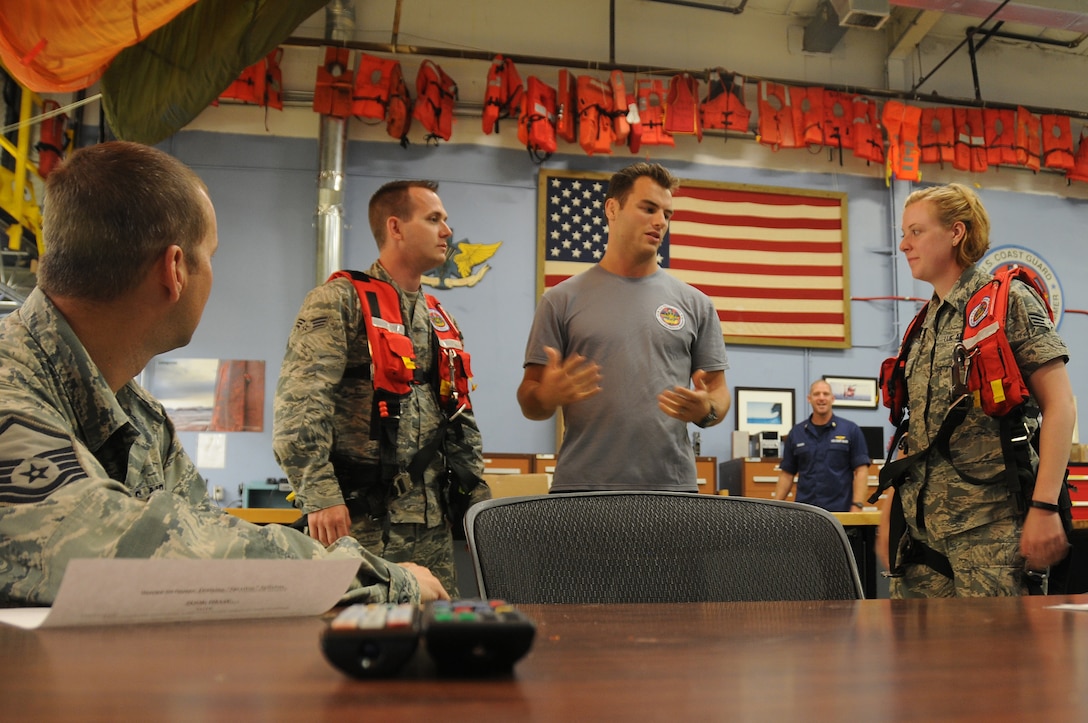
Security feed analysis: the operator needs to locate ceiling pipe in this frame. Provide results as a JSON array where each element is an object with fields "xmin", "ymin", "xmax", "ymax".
[{"xmin": 314, "ymin": 0, "xmax": 355, "ymax": 286}]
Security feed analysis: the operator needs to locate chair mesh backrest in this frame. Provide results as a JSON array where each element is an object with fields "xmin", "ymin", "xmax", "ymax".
[{"xmin": 465, "ymin": 492, "xmax": 864, "ymax": 603}]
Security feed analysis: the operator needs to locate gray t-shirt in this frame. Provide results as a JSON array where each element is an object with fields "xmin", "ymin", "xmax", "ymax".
[{"xmin": 524, "ymin": 265, "xmax": 729, "ymax": 491}]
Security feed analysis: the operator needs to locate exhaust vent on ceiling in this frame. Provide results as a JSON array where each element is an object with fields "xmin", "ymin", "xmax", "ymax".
[{"xmin": 830, "ymin": 0, "xmax": 890, "ymax": 30}]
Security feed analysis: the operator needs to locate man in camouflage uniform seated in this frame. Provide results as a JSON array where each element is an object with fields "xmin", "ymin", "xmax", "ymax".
[{"xmin": 0, "ymin": 142, "xmax": 448, "ymax": 606}]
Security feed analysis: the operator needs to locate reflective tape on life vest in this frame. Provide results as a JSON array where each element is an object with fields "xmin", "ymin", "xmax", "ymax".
[{"xmin": 953, "ymin": 107, "xmax": 987, "ymax": 173}]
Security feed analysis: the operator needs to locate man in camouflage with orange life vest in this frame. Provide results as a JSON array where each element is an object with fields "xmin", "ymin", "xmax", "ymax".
[
  {"xmin": 273, "ymin": 180, "xmax": 487, "ymax": 597},
  {"xmin": 877, "ymin": 183, "xmax": 1074, "ymax": 597}
]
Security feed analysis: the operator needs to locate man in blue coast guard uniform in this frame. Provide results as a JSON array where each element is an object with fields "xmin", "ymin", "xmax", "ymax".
[{"xmin": 775, "ymin": 379, "xmax": 871, "ymax": 512}]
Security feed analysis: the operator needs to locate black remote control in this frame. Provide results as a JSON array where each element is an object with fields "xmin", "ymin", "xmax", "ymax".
[
  {"xmin": 320, "ymin": 602, "xmax": 422, "ymax": 678},
  {"xmin": 422, "ymin": 599, "xmax": 536, "ymax": 675}
]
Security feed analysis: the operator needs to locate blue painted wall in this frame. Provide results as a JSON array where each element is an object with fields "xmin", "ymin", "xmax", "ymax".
[{"xmin": 157, "ymin": 131, "xmax": 1088, "ymax": 505}]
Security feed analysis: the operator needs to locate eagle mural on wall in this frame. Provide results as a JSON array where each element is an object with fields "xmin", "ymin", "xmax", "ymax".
[{"xmin": 422, "ymin": 237, "xmax": 502, "ymax": 290}]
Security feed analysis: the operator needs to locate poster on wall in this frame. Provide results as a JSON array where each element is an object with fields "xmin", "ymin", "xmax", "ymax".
[
  {"xmin": 537, "ymin": 169, "xmax": 851, "ymax": 348},
  {"xmin": 146, "ymin": 358, "xmax": 265, "ymax": 432}
]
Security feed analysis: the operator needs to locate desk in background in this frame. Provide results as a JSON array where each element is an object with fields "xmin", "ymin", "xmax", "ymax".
[{"xmin": 4, "ymin": 596, "xmax": 1088, "ymax": 720}]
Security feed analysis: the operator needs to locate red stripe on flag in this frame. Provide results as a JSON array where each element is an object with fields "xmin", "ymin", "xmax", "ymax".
[
  {"xmin": 671, "ymin": 258, "xmax": 844, "ymax": 277},
  {"xmin": 671, "ymin": 210, "xmax": 842, "ymax": 230},
  {"xmin": 719, "ymin": 310, "xmax": 845, "ymax": 324},
  {"xmin": 697, "ymin": 284, "xmax": 844, "ymax": 300},
  {"xmin": 674, "ymin": 186, "xmax": 843, "ymax": 207}
]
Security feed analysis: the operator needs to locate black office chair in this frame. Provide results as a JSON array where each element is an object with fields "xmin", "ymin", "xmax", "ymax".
[{"xmin": 465, "ymin": 491, "xmax": 864, "ymax": 603}]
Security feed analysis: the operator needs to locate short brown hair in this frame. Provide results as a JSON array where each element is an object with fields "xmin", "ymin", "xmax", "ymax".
[
  {"xmin": 605, "ymin": 163, "xmax": 679, "ymax": 207},
  {"xmin": 368, "ymin": 180, "xmax": 440, "ymax": 247},
  {"xmin": 38, "ymin": 141, "xmax": 210, "ymax": 301}
]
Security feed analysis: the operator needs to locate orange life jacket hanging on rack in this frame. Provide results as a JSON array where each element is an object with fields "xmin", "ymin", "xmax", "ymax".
[
  {"xmin": 518, "ymin": 76, "xmax": 558, "ymax": 162},
  {"xmin": 881, "ymin": 100, "xmax": 922, "ymax": 182},
  {"xmin": 482, "ymin": 55, "xmax": 523, "ymax": 135},
  {"xmin": 919, "ymin": 107, "xmax": 955, "ymax": 166},
  {"xmin": 953, "ymin": 107, "xmax": 988, "ymax": 173},
  {"xmin": 313, "ymin": 47, "xmax": 355, "ymax": 119},
  {"xmin": 790, "ymin": 85, "xmax": 825, "ymax": 147},
  {"xmin": 699, "ymin": 68, "xmax": 750, "ymax": 134},
  {"xmin": 556, "ymin": 69, "xmax": 577, "ymax": 144},
  {"xmin": 851, "ymin": 95, "xmax": 884, "ymax": 164},
  {"xmin": 353, "ymin": 54, "xmax": 399, "ymax": 120},
  {"xmin": 386, "ymin": 63, "xmax": 413, "ymax": 147},
  {"xmin": 632, "ymin": 77, "xmax": 673, "ymax": 151},
  {"xmin": 576, "ymin": 75, "xmax": 614, "ymax": 155},
  {"xmin": 1014, "ymin": 106, "xmax": 1041, "ymax": 172},
  {"xmin": 984, "ymin": 108, "xmax": 1018, "ymax": 166},
  {"xmin": 35, "ymin": 99, "xmax": 67, "ymax": 179},
  {"xmin": 1040, "ymin": 114, "xmax": 1075, "ymax": 172},
  {"xmin": 609, "ymin": 70, "xmax": 631, "ymax": 144},
  {"xmin": 822, "ymin": 90, "xmax": 853, "ymax": 153},
  {"xmin": 1066, "ymin": 132, "xmax": 1088, "ymax": 184},
  {"xmin": 413, "ymin": 60, "xmax": 457, "ymax": 142},
  {"xmin": 220, "ymin": 57, "xmax": 266, "ymax": 106},
  {"xmin": 757, "ymin": 81, "xmax": 801, "ymax": 150},
  {"xmin": 664, "ymin": 72, "xmax": 701, "ymax": 140}
]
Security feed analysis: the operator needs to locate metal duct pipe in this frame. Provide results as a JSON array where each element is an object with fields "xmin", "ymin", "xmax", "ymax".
[{"xmin": 315, "ymin": 0, "xmax": 355, "ymax": 285}]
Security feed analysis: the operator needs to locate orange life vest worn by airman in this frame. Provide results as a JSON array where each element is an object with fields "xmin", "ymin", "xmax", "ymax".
[
  {"xmin": 633, "ymin": 78, "xmax": 674, "ymax": 149},
  {"xmin": 330, "ymin": 271, "xmax": 475, "ymax": 417},
  {"xmin": 518, "ymin": 76, "xmax": 558, "ymax": 161},
  {"xmin": 482, "ymin": 55, "xmax": 524, "ymax": 135},
  {"xmin": 576, "ymin": 75, "xmax": 614, "ymax": 155},
  {"xmin": 413, "ymin": 60, "xmax": 457, "ymax": 142},
  {"xmin": 851, "ymin": 95, "xmax": 884, "ymax": 164},
  {"xmin": 556, "ymin": 69, "xmax": 577, "ymax": 144},
  {"xmin": 313, "ymin": 46, "xmax": 354, "ymax": 119},
  {"xmin": 757, "ymin": 81, "xmax": 801, "ymax": 150},
  {"xmin": 790, "ymin": 85, "xmax": 825, "ymax": 147},
  {"xmin": 1015, "ymin": 106, "xmax": 1041, "ymax": 172},
  {"xmin": 953, "ymin": 107, "xmax": 988, "ymax": 173},
  {"xmin": 984, "ymin": 108, "xmax": 1018, "ymax": 166},
  {"xmin": 699, "ymin": 68, "xmax": 750, "ymax": 134},
  {"xmin": 664, "ymin": 72, "xmax": 701, "ymax": 140},
  {"xmin": 609, "ymin": 70, "xmax": 631, "ymax": 144},
  {"xmin": 353, "ymin": 54, "xmax": 398, "ymax": 120},
  {"xmin": 919, "ymin": 107, "xmax": 954, "ymax": 165},
  {"xmin": 881, "ymin": 100, "xmax": 922, "ymax": 182},
  {"xmin": 1040, "ymin": 114, "xmax": 1075, "ymax": 172}
]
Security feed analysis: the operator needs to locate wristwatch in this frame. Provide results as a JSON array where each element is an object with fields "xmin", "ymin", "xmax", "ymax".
[
  {"xmin": 852, "ymin": 502, "xmax": 864, "ymax": 510},
  {"xmin": 696, "ymin": 403, "xmax": 718, "ymax": 429}
]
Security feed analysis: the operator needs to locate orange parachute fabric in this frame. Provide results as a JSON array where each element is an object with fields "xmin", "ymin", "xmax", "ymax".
[{"xmin": 0, "ymin": 0, "xmax": 199, "ymax": 92}]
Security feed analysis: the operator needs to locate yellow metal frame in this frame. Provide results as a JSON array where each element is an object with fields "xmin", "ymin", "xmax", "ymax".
[{"xmin": 0, "ymin": 87, "xmax": 47, "ymax": 258}]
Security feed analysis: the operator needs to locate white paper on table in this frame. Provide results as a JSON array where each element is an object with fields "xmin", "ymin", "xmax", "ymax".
[{"xmin": 0, "ymin": 558, "xmax": 361, "ymax": 629}]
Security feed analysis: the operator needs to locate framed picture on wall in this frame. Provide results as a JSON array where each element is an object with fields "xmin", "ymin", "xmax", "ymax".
[
  {"xmin": 734, "ymin": 387, "xmax": 795, "ymax": 440},
  {"xmin": 822, "ymin": 375, "xmax": 879, "ymax": 409}
]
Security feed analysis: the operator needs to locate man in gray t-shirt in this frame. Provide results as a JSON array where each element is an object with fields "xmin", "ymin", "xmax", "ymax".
[{"xmin": 517, "ymin": 163, "xmax": 730, "ymax": 492}]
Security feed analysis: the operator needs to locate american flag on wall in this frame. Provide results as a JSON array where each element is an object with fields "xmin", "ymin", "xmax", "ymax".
[{"xmin": 537, "ymin": 169, "xmax": 851, "ymax": 348}]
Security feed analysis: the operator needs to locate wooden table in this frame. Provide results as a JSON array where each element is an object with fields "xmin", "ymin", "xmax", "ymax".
[{"xmin": 3, "ymin": 596, "xmax": 1088, "ymax": 721}]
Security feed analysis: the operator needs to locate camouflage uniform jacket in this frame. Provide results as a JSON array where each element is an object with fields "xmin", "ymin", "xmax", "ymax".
[
  {"xmin": 900, "ymin": 264, "xmax": 1069, "ymax": 541},
  {"xmin": 0, "ymin": 288, "xmax": 420, "ymax": 606},
  {"xmin": 272, "ymin": 261, "xmax": 484, "ymax": 525}
]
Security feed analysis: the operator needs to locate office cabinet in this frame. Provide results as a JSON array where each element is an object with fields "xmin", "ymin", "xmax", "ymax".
[
  {"xmin": 482, "ymin": 453, "xmax": 534, "ymax": 475},
  {"xmin": 695, "ymin": 456, "xmax": 718, "ymax": 495},
  {"xmin": 718, "ymin": 458, "xmax": 887, "ymax": 509}
]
